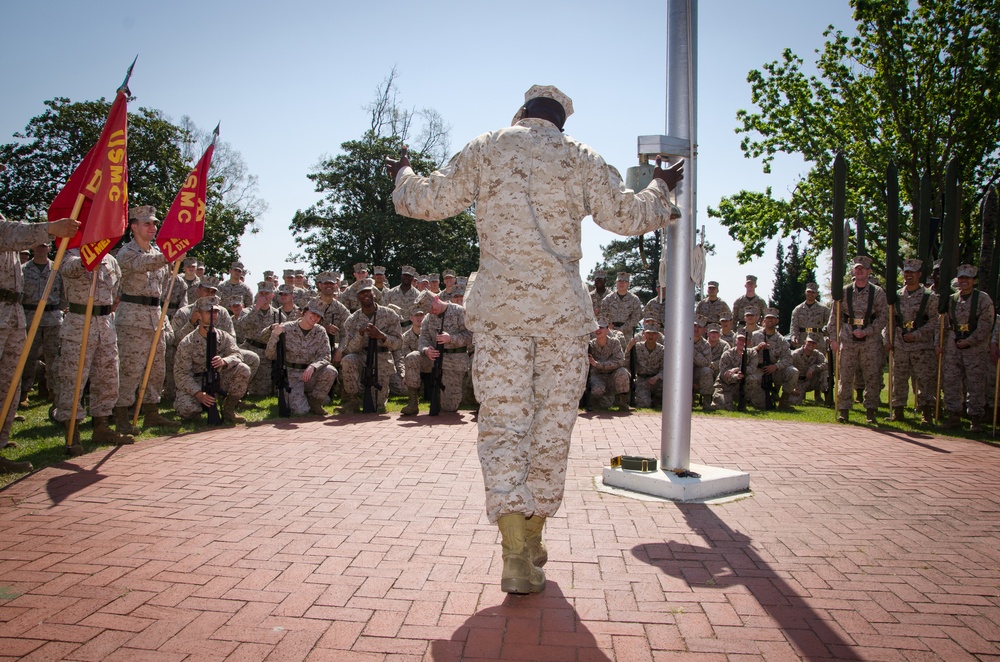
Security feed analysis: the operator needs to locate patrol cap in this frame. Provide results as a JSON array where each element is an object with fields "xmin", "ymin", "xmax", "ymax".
[
  {"xmin": 278, "ymin": 283, "xmax": 295, "ymax": 295},
  {"xmin": 198, "ymin": 276, "xmax": 220, "ymax": 291},
  {"xmin": 263, "ymin": 270, "xmax": 275, "ymax": 278},
  {"xmin": 316, "ymin": 271, "xmax": 338, "ymax": 284},
  {"xmin": 442, "ymin": 269, "xmax": 456, "ymax": 278},
  {"xmin": 194, "ymin": 295, "xmax": 220, "ymax": 312},
  {"xmin": 294, "ymin": 269, "xmax": 305, "ymax": 277},
  {"xmin": 706, "ymin": 323, "xmax": 722, "ymax": 334},
  {"xmin": 353, "ymin": 262, "xmax": 368, "ymax": 273},
  {"xmin": 593, "ymin": 270, "xmax": 606, "ymax": 280},
  {"xmin": 257, "ymin": 281, "xmax": 275, "ymax": 294},
  {"xmin": 903, "ymin": 258, "xmax": 923, "ymax": 272},
  {"xmin": 413, "ymin": 290, "xmax": 436, "ymax": 314},
  {"xmin": 129, "ymin": 205, "xmax": 158, "ymax": 223},
  {"xmin": 451, "ymin": 284, "xmax": 466, "ymax": 297},
  {"xmin": 806, "ymin": 333, "xmax": 822, "ymax": 344},
  {"xmin": 230, "ymin": 261, "xmax": 245, "ymax": 273},
  {"xmin": 719, "ymin": 312, "xmax": 733, "ymax": 322},
  {"xmin": 305, "ymin": 298, "xmax": 326, "ymax": 316},
  {"xmin": 225, "ymin": 296, "xmax": 243, "ymax": 308},
  {"xmin": 282, "ymin": 269, "xmax": 294, "ymax": 278},
  {"xmin": 853, "ymin": 255, "xmax": 872, "ymax": 269},
  {"xmin": 418, "ymin": 274, "xmax": 430, "ymax": 284},
  {"xmin": 517, "ymin": 84, "xmax": 574, "ymax": 123},
  {"xmin": 956, "ymin": 264, "xmax": 978, "ymax": 278},
  {"xmin": 596, "ymin": 318, "xmax": 610, "ymax": 328},
  {"xmin": 182, "ymin": 257, "xmax": 198, "ymax": 268},
  {"xmin": 805, "ymin": 282, "xmax": 819, "ymax": 292},
  {"xmin": 429, "ymin": 273, "xmax": 440, "ymax": 282},
  {"xmin": 746, "ymin": 274, "xmax": 758, "ymax": 284},
  {"xmin": 695, "ymin": 314, "xmax": 708, "ymax": 327},
  {"xmin": 764, "ymin": 308, "xmax": 779, "ymax": 318},
  {"xmin": 401, "ymin": 265, "xmax": 417, "ymax": 276},
  {"xmin": 355, "ymin": 278, "xmax": 375, "ymax": 293},
  {"xmin": 642, "ymin": 321, "xmax": 660, "ymax": 332},
  {"xmin": 457, "ymin": 276, "xmax": 468, "ymax": 286},
  {"xmin": 743, "ymin": 308, "xmax": 758, "ymax": 317},
  {"xmin": 617, "ymin": 272, "xmax": 630, "ymax": 282},
  {"xmin": 707, "ymin": 280, "xmax": 719, "ymax": 288}
]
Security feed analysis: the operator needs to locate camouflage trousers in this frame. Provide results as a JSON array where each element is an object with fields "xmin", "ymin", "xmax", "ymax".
[
  {"xmin": 163, "ymin": 342, "xmax": 177, "ymax": 403},
  {"xmin": 836, "ymin": 339, "xmax": 882, "ymax": 410},
  {"xmin": 473, "ymin": 334, "xmax": 589, "ymax": 524},
  {"xmin": 389, "ymin": 348, "xmax": 406, "ymax": 396},
  {"xmin": 943, "ymin": 341, "xmax": 990, "ymax": 418},
  {"xmin": 286, "ymin": 365, "xmax": 338, "ymax": 415},
  {"xmin": 693, "ymin": 365, "xmax": 714, "ymax": 398},
  {"xmin": 403, "ymin": 350, "xmax": 469, "ymax": 412},
  {"xmin": 116, "ymin": 325, "xmax": 165, "ymax": 408},
  {"xmin": 634, "ymin": 374, "xmax": 662, "ymax": 408},
  {"xmin": 712, "ymin": 378, "xmax": 763, "ymax": 411},
  {"xmin": 54, "ymin": 314, "xmax": 119, "ymax": 421},
  {"xmin": 589, "ymin": 367, "xmax": 630, "ymax": 397},
  {"xmin": 174, "ymin": 362, "xmax": 252, "ymax": 419},
  {"xmin": 20, "ymin": 322, "xmax": 60, "ymax": 403},
  {"xmin": 890, "ymin": 347, "xmax": 936, "ymax": 408},
  {"xmin": 788, "ymin": 366, "xmax": 828, "ymax": 405},
  {"xmin": 242, "ymin": 346, "xmax": 272, "ymax": 397},
  {"xmin": 341, "ymin": 350, "xmax": 396, "ymax": 410},
  {"xmin": 0, "ymin": 323, "xmax": 26, "ymax": 444}
]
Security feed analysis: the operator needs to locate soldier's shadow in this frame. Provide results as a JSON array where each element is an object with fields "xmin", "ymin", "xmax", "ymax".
[
  {"xmin": 428, "ymin": 581, "xmax": 610, "ymax": 661},
  {"xmin": 395, "ymin": 411, "xmax": 472, "ymax": 428},
  {"xmin": 632, "ymin": 503, "xmax": 859, "ymax": 661}
]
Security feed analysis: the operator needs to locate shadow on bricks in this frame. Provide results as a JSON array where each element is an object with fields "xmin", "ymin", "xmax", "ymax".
[
  {"xmin": 44, "ymin": 447, "xmax": 120, "ymax": 506},
  {"xmin": 633, "ymin": 503, "xmax": 862, "ymax": 661},
  {"xmin": 428, "ymin": 581, "xmax": 610, "ymax": 661}
]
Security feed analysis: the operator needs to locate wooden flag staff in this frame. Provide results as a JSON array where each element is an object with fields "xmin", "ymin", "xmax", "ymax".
[
  {"xmin": 66, "ymin": 268, "xmax": 99, "ymax": 451},
  {"xmin": 132, "ymin": 260, "xmax": 181, "ymax": 426}
]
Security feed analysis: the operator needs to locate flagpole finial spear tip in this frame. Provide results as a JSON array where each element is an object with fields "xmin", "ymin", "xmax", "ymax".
[
  {"xmin": 212, "ymin": 122, "xmax": 221, "ymax": 141},
  {"xmin": 118, "ymin": 55, "xmax": 138, "ymax": 95}
]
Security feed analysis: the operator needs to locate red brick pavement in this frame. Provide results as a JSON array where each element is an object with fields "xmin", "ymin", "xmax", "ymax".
[{"xmin": 0, "ymin": 412, "xmax": 998, "ymax": 661}]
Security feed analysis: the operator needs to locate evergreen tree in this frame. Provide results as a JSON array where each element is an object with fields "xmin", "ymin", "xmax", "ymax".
[{"xmin": 769, "ymin": 236, "xmax": 816, "ymax": 334}]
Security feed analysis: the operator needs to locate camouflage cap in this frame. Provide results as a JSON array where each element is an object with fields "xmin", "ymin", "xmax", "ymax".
[
  {"xmin": 805, "ymin": 282, "xmax": 819, "ymax": 292},
  {"xmin": 596, "ymin": 318, "xmax": 610, "ymax": 328},
  {"xmin": 355, "ymin": 278, "xmax": 375, "ymax": 293},
  {"xmin": 198, "ymin": 276, "xmax": 220, "ymax": 291},
  {"xmin": 316, "ymin": 271, "xmax": 338, "ymax": 284},
  {"xmin": 902, "ymin": 258, "xmax": 923, "ymax": 272},
  {"xmin": 401, "ymin": 265, "xmax": 417, "ymax": 276},
  {"xmin": 518, "ymin": 84, "xmax": 574, "ymax": 122},
  {"xmin": 129, "ymin": 205, "xmax": 158, "ymax": 223},
  {"xmin": 294, "ymin": 269, "xmax": 305, "ymax": 277},
  {"xmin": 257, "ymin": 281, "xmax": 275, "ymax": 294},
  {"xmin": 593, "ymin": 270, "xmax": 607, "ymax": 280},
  {"xmin": 806, "ymin": 332, "xmax": 822, "ymax": 344},
  {"xmin": 417, "ymin": 274, "xmax": 429, "ymax": 283},
  {"xmin": 305, "ymin": 298, "xmax": 326, "ymax": 317},
  {"xmin": 743, "ymin": 308, "xmax": 758, "ymax": 317},
  {"xmin": 956, "ymin": 264, "xmax": 978, "ymax": 278},
  {"xmin": 282, "ymin": 269, "xmax": 294, "ymax": 277},
  {"xmin": 278, "ymin": 284, "xmax": 295, "ymax": 295},
  {"xmin": 616, "ymin": 272, "xmax": 630, "ymax": 282},
  {"xmin": 225, "ymin": 296, "xmax": 244, "ymax": 308},
  {"xmin": 373, "ymin": 265, "xmax": 386, "ymax": 275},
  {"xmin": 442, "ymin": 269, "xmax": 456, "ymax": 278},
  {"xmin": 429, "ymin": 273, "xmax": 440, "ymax": 282},
  {"xmin": 262, "ymin": 270, "xmax": 275, "ymax": 278},
  {"xmin": 642, "ymin": 321, "xmax": 660, "ymax": 332},
  {"xmin": 707, "ymin": 280, "xmax": 719, "ymax": 288},
  {"xmin": 695, "ymin": 314, "xmax": 708, "ymax": 327},
  {"xmin": 353, "ymin": 262, "xmax": 368, "ymax": 273},
  {"xmin": 764, "ymin": 308, "xmax": 779, "ymax": 318},
  {"xmin": 853, "ymin": 255, "xmax": 872, "ymax": 269},
  {"xmin": 385, "ymin": 303, "xmax": 403, "ymax": 316},
  {"xmin": 719, "ymin": 312, "xmax": 733, "ymax": 322},
  {"xmin": 182, "ymin": 257, "xmax": 198, "ymax": 268},
  {"xmin": 194, "ymin": 295, "xmax": 220, "ymax": 312},
  {"xmin": 745, "ymin": 274, "xmax": 758, "ymax": 284},
  {"xmin": 230, "ymin": 260, "xmax": 245, "ymax": 272},
  {"xmin": 451, "ymin": 284, "xmax": 466, "ymax": 297},
  {"xmin": 413, "ymin": 290, "xmax": 436, "ymax": 314},
  {"xmin": 706, "ymin": 323, "xmax": 722, "ymax": 334}
]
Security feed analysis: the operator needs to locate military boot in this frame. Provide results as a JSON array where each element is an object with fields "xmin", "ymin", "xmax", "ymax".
[
  {"xmin": 307, "ymin": 397, "xmax": 327, "ymax": 416},
  {"xmin": 940, "ymin": 411, "xmax": 962, "ymax": 429},
  {"xmin": 524, "ymin": 515, "xmax": 548, "ymax": 567},
  {"xmin": 890, "ymin": 406, "xmax": 905, "ymax": 422},
  {"xmin": 920, "ymin": 406, "xmax": 934, "ymax": 425},
  {"xmin": 814, "ymin": 389, "xmax": 823, "ymax": 404},
  {"xmin": 497, "ymin": 513, "xmax": 545, "ymax": 594},
  {"xmin": 113, "ymin": 406, "xmax": 138, "ymax": 436},
  {"xmin": 856, "ymin": 388, "xmax": 864, "ymax": 403},
  {"xmin": 340, "ymin": 394, "xmax": 360, "ymax": 414},
  {"xmin": 92, "ymin": 416, "xmax": 134, "ymax": 445},
  {"xmin": 400, "ymin": 388, "xmax": 420, "ymax": 416},
  {"xmin": 969, "ymin": 415, "xmax": 984, "ymax": 433},
  {"xmin": 142, "ymin": 403, "xmax": 181, "ymax": 430},
  {"xmin": 63, "ymin": 420, "xmax": 83, "ymax": 456},
  {"xmin": 221, "ymin": 395, "xmax": 246, "ymax": 424},
  {"xmin": 837, "ymin": 409, "xmax": 849, "ymax": 423},
  {"xmin": 0, "ymin": 456, "xmax": 32, "ymax": 473},
  {"xmin": 865, "ymin": 408, "xmax": 877, "ymax": 424},
  {"xmin": 615, "ymin": 393, "xmax": 634, "ymax": 413}
]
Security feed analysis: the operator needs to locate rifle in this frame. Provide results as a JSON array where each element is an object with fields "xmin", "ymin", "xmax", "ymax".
[
  {"xmin": 429, "ymin": 311, "xmax": 446, "ymax": 416},
  {"xmin": 362, "ymin": 334, "xmax": 381, "ymax": 413},
  {"xmin": 271, "ymin": 311, "xmax": 291, "ymax": 417},
  {"xmin": 759, "ymin": 340, "xmax": 777, "ymax": 411},
  {"xmin": 628, "ymin": 328, "xmax": 637, "ymax": 407},
  {"xmin": 737, "ymin": 331, "xmax": 748, "ymax": 412},
  {"xmin": 202, "ymin": 309, "xmax": 227, "ymax": 425},
  {"xmin": 581, "ymin": 344, "xmax": 593, "ymax": 411},
  {"xmin": 825, "ymin": 341, "xmax": 835, "ymax": 408}
]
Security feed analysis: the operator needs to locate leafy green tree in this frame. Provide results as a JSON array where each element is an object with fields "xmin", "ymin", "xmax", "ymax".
[
  {"xmin": 0, "ymin": 97, "xmax": 264, "ymax": 275},
  {"xmin": 709, "ymin": 0, "xmax": 1000, "ymax": 278},
  {"xmin": 590, "ymin": 233, "xmax": 662, "ymax": 304},
  {"xmin": 290, "ymin": 71, "xmax": 479, "ymax": 279},
  {"xmin": 769, "ymin": 236, "xmax": 816, "ymax": 335}
]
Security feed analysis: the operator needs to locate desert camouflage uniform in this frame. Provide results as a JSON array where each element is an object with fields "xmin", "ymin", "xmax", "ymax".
[
  {"xmin": 642, "ymin": 295, "xmax": 665, "ymax": 329},
  {"xmin": 293, "ymin": 286, "xmax": 315, "ymax": 310},
  {"xmin": 600, "ymin": 290, "xmax": 643, "ymax": 339},
  {"xmin": 161, "ymin": 273, "xmax": 188, "ymax": 402},
  {"xmin": 54, "ymin": 250, "xmax": 121, "ymax": 422},
  {"xmin": 115, "ymin": 239, "xmax": 171, "ymax": 409},
  {"xmin": 693, "ymin": 337, "xmax": 714, "ymax": 401},
  {"xmin": 403, "ymin": 302, "xmax": 472, "ymax": 412},
  {"xmin": 265, "ymin": 320, "xmax": 337, "ymax": 415},
  {"xmin": 708, "ymin": 338, "xmax": 726, "ymax": 380},
  {"xmin": 173, "ymin": 326, "xmax": 250, "ymax": 419},
  {"xmin": 751, "ymin": 328, "xmax": 799, "ymax": 395},
  {"xmin": 588, "ymin": 288, "xmax": 608, "ymax": 315},
  {"xmin": 720, "ymin": 329, "xmax": 737, "ymax": 348},
  {"xmin": 732, "ymin": 294, "xmax": 767, "ymax": 325},
  {"xmin": 385, "ymin": 284, "xmax": 419, "ymax": 322},
  {"xmin": 238, "ymin": 306, "xmax": 281, "ymax": 396},
  {"xmin": 943, "ymin": 289, "xmax": 994, "ymax": 419},
  {"xmin": 340, "ymin": 305, "xmax": 402, "ymax": 410},
  {"xmin": 318, "ymin": 296, "xmax": 350, "ymax": 353},
  {"xmin": 173, "ymin": 302, "xmax": 260, "ymax": 385},
  {"xmin": 181, "ymin": 276, "xmax": 200, "ymax": 304},
  {"xmin": 340, "ymin": 280, "xmax": 382, "ymax": 312},
  {"xmin": 713, "ymin": 345, "xmax": 762, "ymax": 410},
  {"xmin": 20, "ymin": 256, "xmax": 63, "ymax": 403},
  {"xmin": 632, "ymin": 339, "xmax": 663, "ymax": 408},
  {"xmin": 695, "ymin": 297, "xmax": 732, "ymax": 326},
  {"xmin": 0, "ymin": 222, "xmax": 52, "ymax": 443},
  {"xmin": 887, "ymin": 285, "xmax": 938, "ymax": 409},
  {"xmin": 393, "ymin": 115, "xmax": 676, "ymax": 523},
  {"xmin": 218, "ymin": 279, "xmax": 253, "ymax": 309},
  {"xmin": 789, "ymin": 301, "xmax": 830, "ymax": 352},
  {"xmin": 587, "ymin": 335, "xmax": 630, "ymax": 406},
  {"xmin": 788, "ymin": 346, "xmax": 828, "ymax": 405},
  {"xmin": 828, "ymin": 283, "xmax": 888, "ymax": 410}
]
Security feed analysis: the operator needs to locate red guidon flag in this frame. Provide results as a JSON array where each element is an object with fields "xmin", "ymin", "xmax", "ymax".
[
  {"xmin": 48, "ymin": 88, "xmax": 130, "ymax": 271},
  {"xmin": 157, "ymin": 127, "xmax": 216, "ymax": 262}
]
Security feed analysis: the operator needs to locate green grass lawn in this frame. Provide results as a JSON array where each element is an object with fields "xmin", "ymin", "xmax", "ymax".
[{"xmin": 3, "ymin": 385, "xmax": 997, "ymax": 489}]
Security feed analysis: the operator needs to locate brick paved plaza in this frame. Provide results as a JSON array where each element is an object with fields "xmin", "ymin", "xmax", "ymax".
[{"xmin": 0, "ymin": 412, "xmax": 998, "ymax": 661}]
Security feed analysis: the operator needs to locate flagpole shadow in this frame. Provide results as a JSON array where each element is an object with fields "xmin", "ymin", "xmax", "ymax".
[
  {"xmin": 45, "ymin": 446, "xmax": 120, "ymax": 507},
  {"xmin": 631, "ymin": 503, "xmax": 860, "ymax": 660}
]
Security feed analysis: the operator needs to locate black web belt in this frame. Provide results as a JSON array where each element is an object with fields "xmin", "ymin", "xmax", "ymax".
[
  {"xmin": 68, "ymin": 303, "xmax": 113, "ymax": 316},
  {"xmin": 0, "ymin": 289, "xmax": 21, "ymax": 304},
  {"xmin": 120, "ymin": 293, "xmax": 162, "ymax": 307}
]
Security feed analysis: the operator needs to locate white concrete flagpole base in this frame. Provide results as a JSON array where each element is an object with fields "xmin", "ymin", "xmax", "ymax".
[{"xmin": 602, "ymin": 464, "xmax": 749, "ymax": 502}]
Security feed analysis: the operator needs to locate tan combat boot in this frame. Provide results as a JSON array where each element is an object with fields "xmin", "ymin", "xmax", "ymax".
[
  {"xmin": 616, "ymin": 393, "xmax": 634, "ymax": 413},
  {"xmin": 400, "ymin": 388, "xmax": 420, "ymax": 416},
  {"xmin": 307, "ymin": 398, "xmax": 327, "ymax": 416},
  {"xmin": 969, "ymin": 415, "xmax": 984, "ymax": 433},
  {"xmin": 114, "ymin": 406, "xmax": 138, "ymax": 436},
  {"xmin": 865, "ymin": 408, "xmax": 877, "ymax": 424},
  {"xmin": 940, "ymin": 411, "xmax": 962, "ymax": 429},
  {"xmin": 837, "ymin": 409, "xmax": 849, "ymax": 423},
  {"xmin": 142, "ymin": 403, "xmax": 181, "ymax": 430},
  {"xmin": 63, "ymin": 420, "xmax": 83, "ymax": 456},
  {"xmin": 221, "ymin": 395, "xmax": 246, "ymax": 424},
  {"xmin": 92, "ymin": 416, "xmax": 134, "ymax": 446},
  {"xmin": 920, "ymin": 406, "xmax": 934, "ymax": 425},
  {"xmin": 890, "ymin": 406, "xmax": 905, "ymax": 422},
  {"xmin": 0, "ymin": 456, "xmax": 32, "ymax": 473},
  {"xmin": 497, "ymin": 513, "xmax": 545, "ymax": 594},
  {"xmin": 340, "ymin": 394, "xmax": 360, "ymax": 414},
  {"xmin": 524, "ymin": 515, "xmax": 548, "ymax": 567}
]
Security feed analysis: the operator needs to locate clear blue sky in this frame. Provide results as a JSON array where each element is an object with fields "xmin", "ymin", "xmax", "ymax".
[{"xmin": 1, "ymin": 1, "xmax": 854, "ymax": 307}]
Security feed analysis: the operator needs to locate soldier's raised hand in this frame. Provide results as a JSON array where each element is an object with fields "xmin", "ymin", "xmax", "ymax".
[
  {"xmin": 384, "ymin": 145, "xmax": 410, "ymax": 181},
  {"xmin": 653, "ymin": 157, "xmax": 684, "ymax": 191}
]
